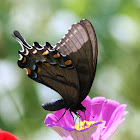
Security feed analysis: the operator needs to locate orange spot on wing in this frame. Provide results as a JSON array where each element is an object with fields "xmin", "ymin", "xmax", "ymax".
[
  {"xmin": 65, "ymin": 60, "xmax": 72, "ymax": 65},
  {"xmin": 41, "ymin": 63, "xmax": 50, "ymax": 69},
  {"xmin": 42, "ymin": 50, "xmax": 49, "ymax": 55},
  {"xmin": 33, "ymin": 49, "xmax": 37, "ymax": 54},
  {"xmin": 22, "ymin": 57, "xmax": 26, "ymax": 63},
  {"xmin": 37, "ymin": 67, "xmax": 41, "ymax": 73},
  {"xmin": 45, "ymin": 63, "xmax": 50, "ymax": 67},
  {"xmin": 54, "ymin": 53, "xmax": 60, "ymax": 58},
  {"xmin": 25, "ymin": 68, "xmax": 31, "ymax": 75}
]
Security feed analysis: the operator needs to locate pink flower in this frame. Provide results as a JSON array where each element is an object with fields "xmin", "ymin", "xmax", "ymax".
[
  {"xmin": 0, "ymin": 129, "xmax": 19, "ymax": 140},
  {"xmin": 44, "ymin": 96, "xmax": 128, "ymax": 140}
]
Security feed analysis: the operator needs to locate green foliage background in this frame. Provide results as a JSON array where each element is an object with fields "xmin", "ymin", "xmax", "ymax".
[{"xmin": 0, "ymin": 0, "xmax": 139, "ymax": 139}]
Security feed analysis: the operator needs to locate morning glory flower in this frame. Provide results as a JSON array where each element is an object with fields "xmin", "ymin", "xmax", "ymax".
[{"xmin": 44, "ymin": 96, "xmax": 128, "ymax": 140}]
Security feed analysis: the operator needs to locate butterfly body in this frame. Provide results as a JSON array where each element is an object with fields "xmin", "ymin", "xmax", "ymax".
[{"xmin": 13, "ymin": 19, "xmax": 98, "ymax": 113}]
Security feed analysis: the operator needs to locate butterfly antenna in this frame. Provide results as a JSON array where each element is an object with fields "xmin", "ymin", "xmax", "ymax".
[
  {"xmin": 86, "ymin": 108, "xmax": 95, "ymax": 119},
  {"xmin": 105, "ymin": 100, "xmax": 108, "ymax": 103},
  {"xmin": 84, "ymin": 100, "xmax": 108, "ymax": 119},
  {"xmin": 79, "ymin": 116, "xmax": 80, "ymax": 129},
  {"xmin": 76, "ymin": 111, "xmax": 84, "ymax": 121},
  {"xmin": 84, "ymin": 111, "xmax": 86, "ymax": 120},
  {"xmin": 91, "ymin": 100, "xmax": 108, "ymax": 106},
  {"xmin": 85, "ymin": 100, "xmax": 107, "ymax": 108}
]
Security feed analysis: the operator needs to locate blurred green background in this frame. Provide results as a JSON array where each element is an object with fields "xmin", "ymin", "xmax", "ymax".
[{"xmin": 0, "ymin": 0, "xmax": 140, "ymax": 139}]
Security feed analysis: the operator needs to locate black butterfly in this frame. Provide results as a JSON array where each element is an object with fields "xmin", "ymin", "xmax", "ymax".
[{"xmin": 13, "ymin": 19, "xmax": 98, "ymax": 114}]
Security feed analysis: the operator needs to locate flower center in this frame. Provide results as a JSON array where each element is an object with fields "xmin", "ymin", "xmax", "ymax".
[{"xmin": 73, "ymin": 120, "xmax": 96, "ymax": 131}]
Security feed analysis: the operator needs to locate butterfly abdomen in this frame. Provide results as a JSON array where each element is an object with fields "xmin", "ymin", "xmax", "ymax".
[{"xmin": 42, "ymin": 99, "xmax": 66, "ymax": 111}]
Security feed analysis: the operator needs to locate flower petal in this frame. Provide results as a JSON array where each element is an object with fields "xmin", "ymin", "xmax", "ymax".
[
  {"xmin": 52, "ymin": 126, "xmax": 71, "ymax": 140},
  {"xmin": 73, "ymin": 124, "xmax": 98, "ymax": 140},
  {"xmin": 102, "ymin": 99, "xmax": 120, "ymax": 125},
  {"xmin": 80, "ymin": 96, "xmax": 106, "ymax": 122},
  {"xmin": 80, "ymin": 96, "xmax": 92, "ymax": 121},
  {"xmin": 90, "ymin": 97, "xmax": 106, "ymax": 121},
  {"xmin": 45, "ymin": 113, "xmax": 58, "ymax": 127},
  {"xmin": 101, "ymin": 104, "xmax": 127, "ymax": 139},
  {"xmin": 49, "ymin": 121, "xmax": 103, "ymax": 140},
  {"xmin": 45, "ymin": 110, "xmax": 75, "ymax": 128},
  {"xmin": 91, "ymin": 121, "xmax": 106, "ymax": 140},
  {"xmin": 53, "ymin": 109, "xmax": 75, "ymax": 127},
  {"xmin": 101, "ymin": 118, "xmax": 125, "ymax": 140}
]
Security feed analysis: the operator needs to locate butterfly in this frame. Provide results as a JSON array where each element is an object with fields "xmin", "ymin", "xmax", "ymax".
[{"xmin": 13, "ymin": 19, "xmax": 98, "ymax": 114}]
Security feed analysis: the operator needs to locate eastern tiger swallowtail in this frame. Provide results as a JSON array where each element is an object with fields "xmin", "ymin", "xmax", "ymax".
[{"xmin": 13, "ymin": 19, "xmax": 98, "ymax": 114}]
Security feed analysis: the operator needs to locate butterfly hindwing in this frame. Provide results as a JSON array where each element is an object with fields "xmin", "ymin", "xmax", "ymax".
[
  {"xmin": 13, "ymin": 30, "xmax": 80, "ymax": 105},
  {"xmin": 35, "ymin": 60, "xmax": 80, "ymax": 104}
]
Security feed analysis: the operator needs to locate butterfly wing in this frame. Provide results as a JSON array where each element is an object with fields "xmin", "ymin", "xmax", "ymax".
[
  {"xmin": 13, "ymin": 19, "xmax": 98, "ymax": 110},
  {"xmin": 13, "ymin": 31, "xmax": 80, "ymax": 105},
  {"xmin": 55, "ymin": 19, "xmax": 98, "ymax": 103}
]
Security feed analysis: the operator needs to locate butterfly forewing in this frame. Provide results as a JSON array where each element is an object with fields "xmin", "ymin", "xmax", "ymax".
[
  {"xmin": 55, "ymin": 19, "xmax": 98, "ymax": 103},
  {"xmin": 79, "ymin": 19, "xmax": 98, "ymax": 102}
]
